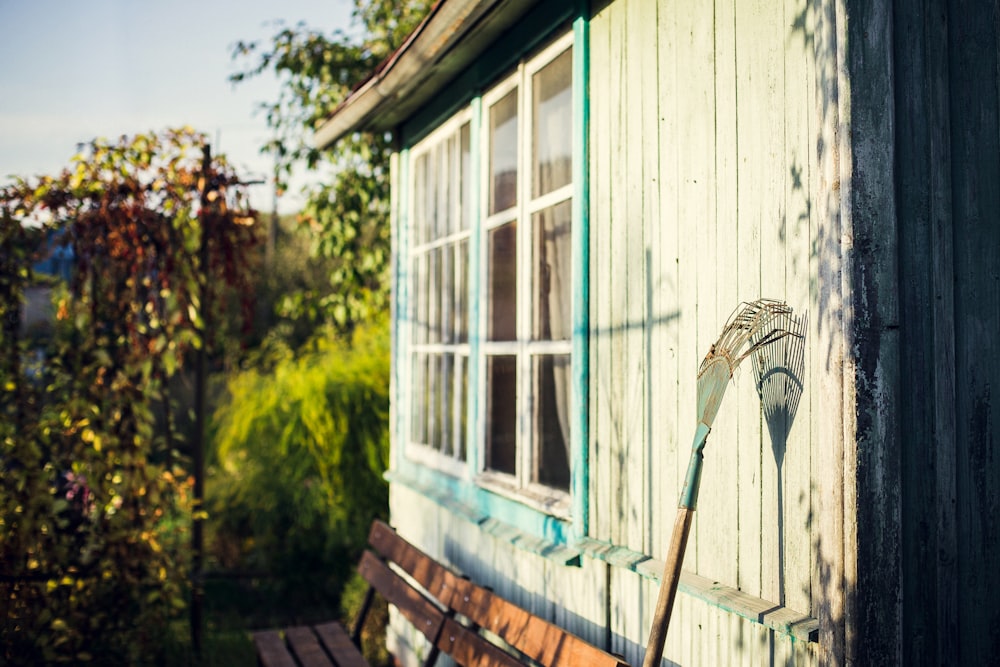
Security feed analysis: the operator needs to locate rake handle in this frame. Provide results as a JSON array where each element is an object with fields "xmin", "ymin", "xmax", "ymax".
[{"xmin": 642, "ymin": 506, "xmax": 695, "ymax": 667}]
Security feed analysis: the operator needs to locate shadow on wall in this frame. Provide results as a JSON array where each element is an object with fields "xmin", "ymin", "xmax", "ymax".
[{"xmin": 752, "ymin": 311, "xmax": 808, "ymax": 607}]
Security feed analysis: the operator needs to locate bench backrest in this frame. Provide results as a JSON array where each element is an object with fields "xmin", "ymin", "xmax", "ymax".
[{"xmin": 361, "ymin": 520, "xmax": 630, "ymax": 667}]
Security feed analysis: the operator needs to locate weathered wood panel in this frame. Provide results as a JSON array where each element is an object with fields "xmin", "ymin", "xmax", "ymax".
[
  {"xmin": 589, "ymin": 0, "xmax": 824, "ymax": 621},
  {"xmin": 945, "ymin": 3, "xmax": 1000, "ymax": 663}
]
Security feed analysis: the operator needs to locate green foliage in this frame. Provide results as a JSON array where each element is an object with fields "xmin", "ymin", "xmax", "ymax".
[
  {"xmin": 231, "ymin": 0, "xmax": 431, "ymax": 333},
  {"xmin": 0, "ymin": 128, "xmax": 259, "ymax": 665},
  {"xmin": 207, "ymin": 318, "xmax": 390, "ymax": 590}
]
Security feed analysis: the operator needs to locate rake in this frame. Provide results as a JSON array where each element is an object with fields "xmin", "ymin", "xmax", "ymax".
[{"xmin": 642, "ymin": 299, "xmax": 799, "ymax": 667}]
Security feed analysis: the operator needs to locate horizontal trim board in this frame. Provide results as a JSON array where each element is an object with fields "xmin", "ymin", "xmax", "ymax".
[
  {"xmin": 386, "ymin": 468, "xmax": 580, "ymax": 565},
  {"xmin": 576, "ymin": 538, "xmax": 819, "ymax": 644},
  {"xmin": 388, "ymin": 471, "xmax": 819, "ymax": 644}
]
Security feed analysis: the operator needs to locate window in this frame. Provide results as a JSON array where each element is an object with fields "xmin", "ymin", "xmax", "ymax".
[
  {"xmin": 409, "ymin": 115, "xmax": 472, "ymax": 471},
  {"xmin": 406, "ymin": 34, "xmax": 575, "ymax": 514},
  {"xmin": 482, "ymin": 40, "xmax": 574, "ymax": 504}
]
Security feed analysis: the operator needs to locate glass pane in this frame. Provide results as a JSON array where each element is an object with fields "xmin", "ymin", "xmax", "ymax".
[
  {"xmin": 455, "ymin": 240, "xmax": 468, "ymax": 344},
  {"xmin": 460, "ymin": 122, "xmax": 472, "ymax": 230},
  {"xmin": 411, "ymin": 353, "xmax": 424, "ymax": 443},
  {"xmin": 457, "ymin": 354, "xmax": 468, "ymax": 461},
  {"xmin": 437, "ymin": 141, "xmax": 450, "ymax": 239},
  {"xmin": 533, "ymin": 354, "xmax": 571, "ymax": 491},
  {"xmin": 440, "ymin": 354, "xmax": 453, "ymax": 455},
  {"xmin": 429, "ymin": 353, "xmax": 441, "ymax": 451},
  {"xmin": 488, "ymin": 222, "xmax": 517, "ymax": 341},
  {"xmin": 429, "ymin": 144, "xmax": 439, "ymax": 239},
  {"xmin": 429, "ymin": 247, "xmax": 441, "ymax": 343},
  {"xmin": 414, "ymin": 254, "xmax": 427, "ymax": 344},
  {"xmin": 441, "ymin": 243, "xmax": 453, "ymax": 343},
  {"xmin": 486, "ymin": 355, "xmax": 517, "ymax": 475},
  {"xmin": 532, "ymin": 200, "xmax": 573, "ymax": 340},
  {"xmin": 489, "ymin": 89, "xmax": 519, "ymax": 214},
  {"xmin": 533, "ymin": 48, "xmax": 573, "ymax": 197},
  {"xmin": 414, "ymin": 153, "xmax": 428, "ymax": 245}
]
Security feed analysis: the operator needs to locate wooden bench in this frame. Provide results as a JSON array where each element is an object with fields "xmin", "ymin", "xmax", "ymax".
[{"xmin": 253, "ymin": 519, "xmax": 631, "ymax": 667}]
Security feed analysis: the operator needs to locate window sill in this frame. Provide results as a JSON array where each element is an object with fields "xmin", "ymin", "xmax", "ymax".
[
  {"xmin": 386, "ymin": 468, "xmax": 582, "ymax": 566},
  {"xmin": 576, "ymin": 538, "xmax": 820, "ymax": 644},
  {"xmin": 386, "ymin": 469, "xmax": 818, "ymax": 644}
]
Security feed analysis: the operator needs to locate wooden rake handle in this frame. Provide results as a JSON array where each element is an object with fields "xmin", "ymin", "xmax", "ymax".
[{"xmin": 642, "ymin": 507, "xmax": 695, "ymax": 667}]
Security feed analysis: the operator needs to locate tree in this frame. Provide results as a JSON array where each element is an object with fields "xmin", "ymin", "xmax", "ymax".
[
  {"xmin": 0, "ymin": 128, "xmax": 258, "ymax": 665},
  {"xmin": 231, "ymin": 0, "xmax": 432, "ymax": 333}
]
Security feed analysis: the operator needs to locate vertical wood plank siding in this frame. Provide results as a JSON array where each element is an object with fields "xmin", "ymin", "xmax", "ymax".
[
  {"xmin": 842, "ymin": 0, "xmax": 1000, "ymax": 663},
  {"xmin": 588, "ymin": 0, "xmax": 823, "ymax": 639}
]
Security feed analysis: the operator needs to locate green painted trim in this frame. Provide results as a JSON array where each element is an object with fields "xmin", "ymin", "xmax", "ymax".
[
  {"xmin": 387, "ymin": 467, "xmax": 580, "ymax": 565},
  {"xmin": 679, "ymin": 423, "xmax": 711, "ymax": 510},
  {"xmin": 575, "ymin": 537, "xmax": 819, "ymax": 643},
  {"xmin": 467, "ymin": 96, "xmax": 482, "ymax": 479},
  {"xmin": 570, "ymin": 10, "xmax": 591, "ymax": 542},
  {"xmin": 395, "ymin": 149, "xmax": 411, "ymax": 473}
]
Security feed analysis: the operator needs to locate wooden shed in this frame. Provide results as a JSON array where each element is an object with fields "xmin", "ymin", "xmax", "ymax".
[{"xmin": 315, "ymin": 0, "xmax": 1000, "ymax": 664}]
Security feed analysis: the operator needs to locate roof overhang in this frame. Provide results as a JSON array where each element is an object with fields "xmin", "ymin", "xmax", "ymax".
[{"xmin": 313, "ymin": 0, "xmax": 538, "ymax": 149}]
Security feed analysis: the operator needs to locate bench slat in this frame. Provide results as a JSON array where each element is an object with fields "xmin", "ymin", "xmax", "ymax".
[
  {"xmin": 357, "ymin": 550, "xmax": 445, "ymax": 644},
  {"xmin": 447, "ymin": 577, "xmax": 628, "ymax": 667},
  {"xmin": 253, "ymin": 629, "xmax": 299, "ymax": 667},
  {"xmin": 285, "ymin": 626, "xmax": 336, "ymax": 667},
  {"xmin": 368, "ymin": 520, "xmax": 629, "ymax": 667},
  {"xmin": 367, "ymin": 521, "xmax": 457, "ymax": 606},
  {"xmin": 435, "ymin": 616, "xmax": 523, "ymax": 667},
  {"xmin": 313, "ymin": 622, "xmax": 368, "ymax": 667}
]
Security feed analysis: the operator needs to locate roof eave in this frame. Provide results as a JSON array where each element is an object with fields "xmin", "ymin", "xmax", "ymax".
[{"xmin": 313, "ymin": 0, "xmax": 536, "ymax": 149}]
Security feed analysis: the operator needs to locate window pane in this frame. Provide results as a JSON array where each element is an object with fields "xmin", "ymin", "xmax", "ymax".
[
  {"xmin": 457, "ymin": 354, "xmax": 468, "ymax": 461},
  {"xmin": 460, "ymin": 122, "xmax": 472, "ymax": 230},
  {"xmin": 489, "ymin": 90, "xmax": 519, "ymax": 213},
  {"xmin": 440, "ymin": 353, "xmax": 453, "ymax": 454},
  {"xmin": 455, "ymin": 240, "xmax": 468, "ymax": 343},
  {"xmin": 486, "ymin": 355, "xmax": 517, "ymax": 475},
  {"xmin": 437, "ymin": 141, "xmax": 450, "ymax": 239},
  {"xmin": 414, "ymin": 153, "xmax": 428, "ymax": 245},
  {"xmin": 533, "ymin": 48, "xmax": 573, "ymax": 197},
  {"xmin": 412, "ymin": 353, "xmax": 428, "ymax": 444},
  {"xmin": 430, "ymin": 247, "xmax": 441, "ymax": 343},
  {"xmin": 488, "ymin": 222, "xmax": 517, "ymax": 341},
  {"xmin": 533, "ymin": 354, "xmax": 571, "ymax": 491},
  {"xmin": 532, "ymin": 200, "xmax": 573, "ymax": 341},
  {"xmin": 441, "ymin": 243, "xmax": 453, "ymax": 344},
  {"xmin": 414, "ymin": 254, "xmax": 427, "ymax": 344}
]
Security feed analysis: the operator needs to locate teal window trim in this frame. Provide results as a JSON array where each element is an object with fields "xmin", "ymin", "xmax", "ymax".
[
  {"xmin": 391, "ymin": 12, "xmax": 590, "ymax": 561},
  {"xmin": 570, "ymin": 10, "xmax": 590, "ymax": 543},
  {"xmin": 394, "ymin": 148, "xmax": 411, "ymax": 474},
  {"xmin": 467, "ymin": 96, "xmax": 482, "ymax": 479}
]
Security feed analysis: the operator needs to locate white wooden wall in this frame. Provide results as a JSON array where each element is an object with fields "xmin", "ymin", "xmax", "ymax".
[
  {"xmin": 586, "ymin": 0, "xmax": 829, "ymax": 662},
  {"xmin": 386, "ymin": 0, "xmax": 842, "ymax": 663}
]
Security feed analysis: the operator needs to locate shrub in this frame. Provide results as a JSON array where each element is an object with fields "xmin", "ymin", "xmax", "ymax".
[{"xmin": 207, "ymin": 318, "xmax": 390, "ymax": 601}]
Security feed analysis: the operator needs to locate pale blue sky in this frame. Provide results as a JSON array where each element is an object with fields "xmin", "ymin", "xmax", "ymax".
[{"xmin": 0, "ymin": 0, "xmax": 356, "ymax": 213}]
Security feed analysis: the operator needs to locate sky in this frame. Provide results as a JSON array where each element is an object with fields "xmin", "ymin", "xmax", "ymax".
[{"xmin": 0, "ymin": 0, "xmax": 357, "ymax": 214}]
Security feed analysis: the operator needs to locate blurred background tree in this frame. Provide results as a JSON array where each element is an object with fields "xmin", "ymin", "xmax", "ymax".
[
  {"xmin": 0, "ymin": 128, "xmax": 258, "ymax": 666},
  {"xmin": 198, "ymin": 2, "xmax": 431, "ymax": 664}
]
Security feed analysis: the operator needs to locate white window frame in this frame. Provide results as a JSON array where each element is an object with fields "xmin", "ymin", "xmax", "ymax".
[
  {"xmin": 405, "ymin": 109, "xmax": 473, "ymax": 480},
  {"xmin": 476, "ymin": 32, "xmax": 575, "ymax": 518}
]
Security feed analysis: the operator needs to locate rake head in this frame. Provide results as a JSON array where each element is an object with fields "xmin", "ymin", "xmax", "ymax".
[{"xmin": 696, "ymin": 299, "xmax": 799, "ymax": 428}]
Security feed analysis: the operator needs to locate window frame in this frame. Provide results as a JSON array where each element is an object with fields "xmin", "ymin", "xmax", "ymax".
[
  {"xmin": 404, "ymin": 108, "xmax": 474, "ymax": 479},
  {"xmin": 476, "ymin": 32, "xmax": 575, "ymax": 517},
  {"xmin": 398, "ymin": 28, "xmax": 584, "ymax": 528}
]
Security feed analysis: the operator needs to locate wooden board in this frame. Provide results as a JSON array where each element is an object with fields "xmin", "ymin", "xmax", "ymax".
[
  {"xmin": 285, "ymin": 626, "xmax": 336, "ymax": 667},
  {"xmin": 252, "ymin": 630, "xmax": 298, "ymax": 667},
  {"xmin": 313, "ymin": 622, "xmax": 369, "ymax": 667}
]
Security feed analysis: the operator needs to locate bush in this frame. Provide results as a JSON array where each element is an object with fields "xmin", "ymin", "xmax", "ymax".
[{"xmin": 207, "ymin": 318, "xmax": 390, "ymax": 602}]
